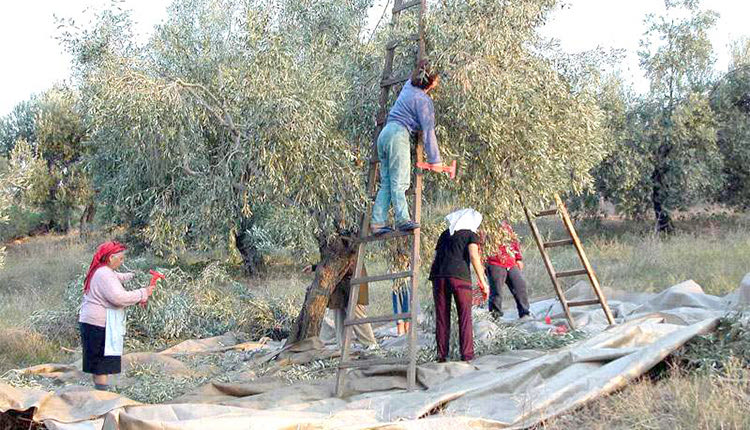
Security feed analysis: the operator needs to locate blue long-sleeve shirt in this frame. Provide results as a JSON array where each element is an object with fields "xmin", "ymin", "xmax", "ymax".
[{"xmin": 387, "ymin": 81, "xmax": 442, "ymax": 164}]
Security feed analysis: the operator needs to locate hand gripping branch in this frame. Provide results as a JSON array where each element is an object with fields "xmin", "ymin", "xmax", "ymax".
[{"xmin": 416, "ymin": 160, "xmax": 457, "ymax": 179}]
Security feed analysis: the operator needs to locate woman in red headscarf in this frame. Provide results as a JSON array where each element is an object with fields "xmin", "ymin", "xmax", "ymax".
[{"xmin": 79, "ymin": 241, "xmax": 154, "ymax": 390}]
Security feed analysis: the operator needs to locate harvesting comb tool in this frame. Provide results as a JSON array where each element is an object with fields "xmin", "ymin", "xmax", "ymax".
[
  {"xmin": 141, "ymin": 270, "xmax": 165, "ymax": 308},
  {"xmin": 149, "ymin": 269, "xmax": 165, "ymax": 286},
  {"xmin": 416, "ymin": 160, "xmax": 457, "ymax": 179}
]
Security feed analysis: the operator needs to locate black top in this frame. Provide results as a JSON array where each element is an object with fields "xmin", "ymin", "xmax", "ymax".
[{"xmin": 429, "ymin": 229, "xmax": 480, "ymax": 282}]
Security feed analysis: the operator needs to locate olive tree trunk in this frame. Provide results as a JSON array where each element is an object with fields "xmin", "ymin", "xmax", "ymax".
[{"xmin": 287, "ymin": 236, "xmax": 356, "ymax": 343}]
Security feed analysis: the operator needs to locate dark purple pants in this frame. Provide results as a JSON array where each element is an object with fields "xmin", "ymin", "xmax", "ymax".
[{"xmin": 432, "ymin": 277, "xmax": 474, "ymax": 361}]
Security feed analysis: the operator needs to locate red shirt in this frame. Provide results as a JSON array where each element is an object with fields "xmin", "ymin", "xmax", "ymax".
[{"xmin": 486, "ymin": 224, "xmax": 523, "ymax": 269}]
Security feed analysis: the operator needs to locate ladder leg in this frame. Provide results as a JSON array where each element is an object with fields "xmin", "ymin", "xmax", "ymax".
[
  {"xmin": 406, "ymin": 142, "xmax": 424, "ymax": 391},
  {"xmin": 554, "ymin": 195, "xmax": 616, "ymax": 325},
  {"xmin": 335, "ymin": 243, "xmax": 365, "ymax": 397}
]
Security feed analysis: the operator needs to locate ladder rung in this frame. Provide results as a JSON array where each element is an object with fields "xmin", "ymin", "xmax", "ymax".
[
  {"xmin": 392, "ymin": 0, "xmax": 420, "ymax": 14},
  {"xmin": 556, "ymin": 269, "xmax": 588, "ymax": 278},
  {"xmin": 350, "ymin": 271, "xmax": 412, "ymax": 285},
  {"xmin": 339, "ymin": 357, "xmax": 409, "ymax": 369},
  {"xmin": 535, "ymin": 208, "xmax": 558, "ymax": 217},
  {"xmin": 567, "ymin": 299, "xmax": 601, "ymax": 307},
  {"xmin": 381, "ymin": 74, "xmax": 410, "ymax": 87},
  {"xmin": 543, "ymin": 239, "xmax": 574, "ymax": 248},
  {"xmin": 345, "ymin": 312, "xmax": 411, "ymax": 326},
  {"xmin": 356, "ymin": 230, "xmax": 413, "ymax": 244},
  {"xmin": 386, "ymin": 33, "xmax": 420, "ymax": 50}
]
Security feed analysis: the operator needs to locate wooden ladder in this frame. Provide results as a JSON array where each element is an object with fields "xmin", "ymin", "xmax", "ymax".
[
  {"xmin": 520, "ymin": 194, "xmax": 616, "ymax": 330},
  {"xmin": 335, "ymin": 0, "xmax": 427, "ymax": 397}
]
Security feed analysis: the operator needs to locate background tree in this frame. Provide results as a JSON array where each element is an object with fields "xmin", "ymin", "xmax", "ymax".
[
  {"xmin": 0, "ymin": 88, "xmax": 91, "ymax": 234},
  {"xmin": 637, "ymin": 0, "xmax": 720, "ymax": 232},
  {"xmin": 710, "ymin": 38, "xmax": 750, "ymax": 208},
  {"xmin": 0, "ymin": 97, "xmax": 38, "ymax": 156},
  {"xmin": 0, "ymin": 140, "xmax": 39, "ymax": 266},
  {"xmin": 33, "ymin": 87, "xmax": 92, "ymax": 233}
]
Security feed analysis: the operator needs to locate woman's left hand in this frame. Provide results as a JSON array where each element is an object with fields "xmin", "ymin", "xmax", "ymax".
[{"xmin": 516, "ymin": 261, "xmax": 524, "ymax": 271}]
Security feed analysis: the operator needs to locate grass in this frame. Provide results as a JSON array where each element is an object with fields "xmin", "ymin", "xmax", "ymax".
[
  {"xmin": 0, "ymin": 234, "xmax": 95, "ymax": 330},
  {"xmin": 543, "ymin": 363, "xmax": 750, "ymax": 429},
  {"xmin": 0, "ymin": 329, "xmax": 65, "ymax": 373},
  {"xmin": 0, "ymin": 233, "xmax": 98, "ymax": 372}
]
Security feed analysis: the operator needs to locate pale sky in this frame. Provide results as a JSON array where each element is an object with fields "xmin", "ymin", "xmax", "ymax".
[{"xmin": 1, "ymin": 0, "xmax": 749, "ymax": 117}]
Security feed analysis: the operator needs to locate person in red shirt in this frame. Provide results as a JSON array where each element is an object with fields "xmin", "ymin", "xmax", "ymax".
[{"xmin": 484, "ymin": 222, "xmax": 531, "ymax": 320}]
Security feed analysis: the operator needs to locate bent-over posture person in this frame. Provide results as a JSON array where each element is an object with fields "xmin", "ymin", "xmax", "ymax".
[
  {"xmin": 428, "ymin": 208, "xmax": 489, "ymax": 362},
  {"xmin": 371, "ymin": 60, "xmax": 444, "ymax": 235},
  {"xmin": 79, "ymin": 241, "xmax": 154, "ymax": 391},
  {"xmin": 485, "ymin": 222, "xmax": 531, "ymax": 320},
  {"xmin": 305, "ymin": 262, "xmax": 377, "ymax": 349}
]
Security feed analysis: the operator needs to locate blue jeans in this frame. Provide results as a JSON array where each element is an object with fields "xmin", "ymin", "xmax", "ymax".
[
  {"xmin": 371, "ymin": 122, "xmax": 411, "ymax": 227},
  {"xmin": 392, "ymin": 286, "xmax": 411, "ymax": 315}
]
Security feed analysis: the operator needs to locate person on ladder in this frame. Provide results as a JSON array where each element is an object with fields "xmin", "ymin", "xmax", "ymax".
[
  {"xmin": 428, "ymin": 208, "xmax": 490, "ymax": 362},
  {"xmin": 371, "ymin": 60, "xmax": 444, "ymax": 235},
  {"xmin": 483, "ymin": 222, "xmax": 531, "ymax": 321}
]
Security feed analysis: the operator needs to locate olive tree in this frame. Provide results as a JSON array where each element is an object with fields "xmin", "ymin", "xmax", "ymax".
[
  {"xmin": 0, "ymin": 140, "xmax": 42, "ymax": 267},
  {"xmin": 637, "ymin": 0, "xmax": 720, "ymax": 232},
  {"xmin": 0, "ymin": 88, "xmax": 91, "ymax": 234},
  {"xmin": 711, "ymin": 38, "xmax": 750, "ymax": 208},
  {"xmin": 63, "ymin": 0, "xmax": 616, "ymax": 342}
]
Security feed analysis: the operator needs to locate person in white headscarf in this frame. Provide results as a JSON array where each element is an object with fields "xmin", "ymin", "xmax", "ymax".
[{"xmin": 428, "ymin": 208, "xmax": 489, "ymax": 362}]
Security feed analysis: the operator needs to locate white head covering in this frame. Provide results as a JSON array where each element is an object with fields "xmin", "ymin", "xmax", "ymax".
[{"xmin": 445, "ymin": 208, "xmax": 483, "ymax": 235}]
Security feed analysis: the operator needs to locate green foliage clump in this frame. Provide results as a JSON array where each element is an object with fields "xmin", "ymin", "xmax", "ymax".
[
  {"xmin": 418, "ymin": 0, "xmax": 612, "ymax": 235},
  {"xmin": 0, "ymin": 96, "xmax": 37, "ymax": 156},
  {"xmin": 673, "ymin": 312, "xmax": 750, "ymax": 372},
  {"xmin": 29, "ymin": 261, "xmax": 298, "ymax": 347}
]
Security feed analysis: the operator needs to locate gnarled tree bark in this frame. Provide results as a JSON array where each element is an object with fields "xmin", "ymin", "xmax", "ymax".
[{"xmin": 287, "ymin": 235, "xmax": 356, "ymax": 343}]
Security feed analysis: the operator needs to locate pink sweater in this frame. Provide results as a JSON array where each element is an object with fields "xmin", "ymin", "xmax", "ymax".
[{"xmin": 79, "ymin": 266, "xmax": 147, "ymax": 327}]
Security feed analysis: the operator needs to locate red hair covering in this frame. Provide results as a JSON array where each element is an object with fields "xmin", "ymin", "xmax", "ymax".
[{"xmin": 83, "ymin": 241, "xmax": 127, "ymax": 294}]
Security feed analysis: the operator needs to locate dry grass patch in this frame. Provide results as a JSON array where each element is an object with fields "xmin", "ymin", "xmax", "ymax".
[
  {"xmin": 543, "ymin": 364, "xmax": 750, "ymax": 430},
  {"xmin": 0, "ymin": 233, "xmax": 96, "ymax": 329},
  {"xmin": 0, "ymin": 329, "xmax": 64, "ymax": 373}
]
